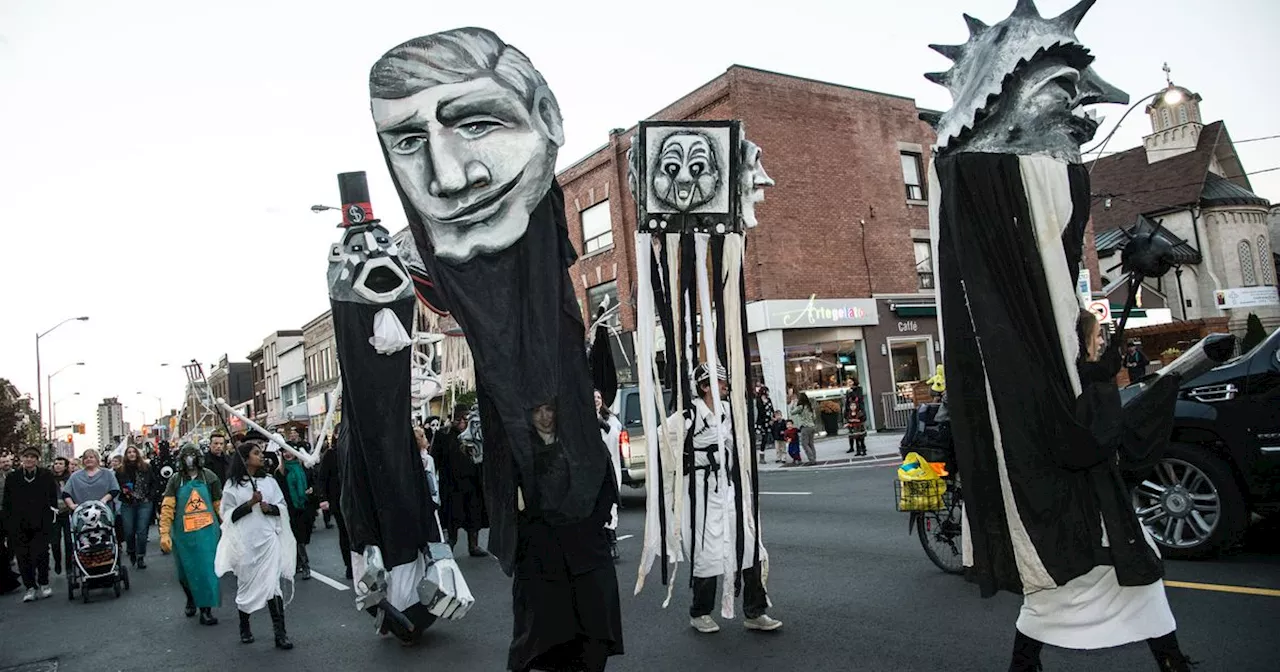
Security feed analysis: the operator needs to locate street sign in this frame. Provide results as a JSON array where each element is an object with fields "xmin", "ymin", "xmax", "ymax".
[
  {"xmin": 1087, "ymin": 299, "xmax": 1111, "ymax": 323},
  {"xmin": 1077, "ymin": 269, "xmax": 1092, "ymax": 303}
]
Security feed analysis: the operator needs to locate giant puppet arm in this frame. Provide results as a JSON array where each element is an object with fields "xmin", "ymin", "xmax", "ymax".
[{"xmin": 216, "ymin": 399, "xmax": 322, "ymax": 469}]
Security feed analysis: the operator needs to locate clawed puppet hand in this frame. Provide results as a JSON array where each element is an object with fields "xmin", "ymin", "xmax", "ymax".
[
  {"xmin": 355, "ymin": 546, "xmax": 389, "ymax": 611},
  {"xmin": 420, "ymin": 557, "xmax": 474, "ymax": 621}
]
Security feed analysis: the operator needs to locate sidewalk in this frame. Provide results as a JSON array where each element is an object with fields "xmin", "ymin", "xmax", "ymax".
[{"xmin": 756, "ymin": 430, "xmax": 903, "ymax": 471}]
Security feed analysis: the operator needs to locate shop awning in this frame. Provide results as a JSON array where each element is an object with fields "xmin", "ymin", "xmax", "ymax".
[{"xmin": 892, "ymin": 304, "xmax": 936, "ymax": 317}]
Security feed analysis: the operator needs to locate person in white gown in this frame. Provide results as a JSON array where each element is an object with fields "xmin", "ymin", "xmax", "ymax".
[
  {"xmin": 215, "ymin": 441, "xmax": 296, "ymax": 650},
  {"xmin": 596, "ymin": 389, "xmax": 623, "ymax": 561}
]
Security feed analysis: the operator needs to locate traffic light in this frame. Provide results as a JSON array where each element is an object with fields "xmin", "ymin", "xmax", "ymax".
[
  {"xmin": 66, "ymin": 434, "xmax": 73, "ymax": 442},
  {"xmin": 73, "ymin": 423, "xmax": 86, "ymax": 434}
]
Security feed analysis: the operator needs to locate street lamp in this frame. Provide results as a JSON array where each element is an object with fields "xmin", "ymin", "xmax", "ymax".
[
  {"xmin": 1084, "ymin": 86, "xmax": 1188, "ymax": 169},
  {"xmin": 46, "ymin": 361, "xmax": 85, "ymax": 440},
  {"xmin": 52, "ymin": 392, "xmax": 80, "ymax": 437},
  {"xmin": 136, "ymin": 392, "xmax": 164, "ymax": 419},
  {"xmin": 35, "ymin": 315, "xmax": 89, "ymax": 440}
]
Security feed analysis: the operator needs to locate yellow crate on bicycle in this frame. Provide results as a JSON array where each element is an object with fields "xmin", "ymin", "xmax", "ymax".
[{"xmin": 896, "ymin": 451, "xmax": 948, "ymax": 511}]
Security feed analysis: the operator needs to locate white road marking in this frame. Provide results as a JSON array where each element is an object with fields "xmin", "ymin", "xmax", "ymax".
[
  {"xmin": 759, "ymin": 491, "xmax": 813, "ymax": 495},
  {"xmin": 616, "ymin": 534, "xmax": 635, "ymax": 541},
  {"xmin": 804, "ymin": 457, "xmax": 902, "ymax": 472},
  {"xmin": 309, "ymin": 569, "xmax": 350, "ymax": 592}
]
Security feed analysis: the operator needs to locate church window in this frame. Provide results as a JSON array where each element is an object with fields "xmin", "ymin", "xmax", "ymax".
[
  {"xmin": 1260, "ymin": 236, "xmax": 1275, "ymax": 286},
  {"xmin": 1161, "ymin": 108, "xmax": 1171, "ymax": 129},
  {"xmin": 1178, "ymin": 105, "xmax": 1188, "ymax": 124},
  {"xmin": 1238, "ymin": 240, "xmax": 1256, "ymax": 286}
]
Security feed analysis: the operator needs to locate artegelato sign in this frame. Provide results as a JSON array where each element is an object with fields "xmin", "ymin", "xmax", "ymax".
[{"xmin": 747, "ymin": 295, "xmax": 879, "ymax": 332}]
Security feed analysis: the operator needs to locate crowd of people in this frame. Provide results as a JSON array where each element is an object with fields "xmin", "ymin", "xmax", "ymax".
[
  {"xmin": 0, "ymin": 416, "xmax": 505, "ymax": 623},
  {"xmin": 751, "ymin": 382, "xmax": 870, "ymax": 465}
]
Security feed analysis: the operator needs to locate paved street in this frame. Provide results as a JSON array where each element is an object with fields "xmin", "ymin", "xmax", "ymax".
[{"xmin": 2, "ymin": 456, "xmax": 1276, "ymax": 672}]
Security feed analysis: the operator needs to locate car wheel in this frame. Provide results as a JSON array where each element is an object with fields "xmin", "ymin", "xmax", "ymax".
[{"xmin": 1131, "ymin": 442, "xmax": 1247, "ymax": 560}]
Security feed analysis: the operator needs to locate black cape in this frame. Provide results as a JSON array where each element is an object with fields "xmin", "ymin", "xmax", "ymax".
[
  {"xmin": 334, "ymin": 296, "xmax": 439, "ymax": 568},
  {"xmin": 434, "ymin": 426, "xmax": 488, "ymax": 534},
  {"xmin": 935, "ymin": 153, "xmax": 1163, "ymax": 597},
  {"xmin": 395, "ymin": 179, "xmax": 614, "ymax": 576}
]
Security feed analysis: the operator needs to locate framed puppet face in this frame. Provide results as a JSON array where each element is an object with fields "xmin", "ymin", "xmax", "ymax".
[
  {"xmin": 370, "ymin": 30, "xmax": 565, "ymax": 263},
  {"xmin": 636, "ymin": 121, "xmax": 739, "ymax": 234}
]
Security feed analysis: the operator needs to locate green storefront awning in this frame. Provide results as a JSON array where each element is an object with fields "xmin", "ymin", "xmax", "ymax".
[
  {"xmin": 1110, "ymin": 303, "xmax": 1147, "ymax": 318},
  {"xmin": 894, "ymin": 305, "xmax": 936, "ymax": 317}
]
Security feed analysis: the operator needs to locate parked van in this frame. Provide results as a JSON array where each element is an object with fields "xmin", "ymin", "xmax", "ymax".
[{"xmin": 609, "ymin": 385, "xmax": 673, "ymax": 488}]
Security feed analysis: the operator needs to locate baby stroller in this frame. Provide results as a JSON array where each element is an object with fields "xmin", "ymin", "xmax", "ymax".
[{"xmin": 67, "ymin": 500, "xmax": 130, "ymax": 602}]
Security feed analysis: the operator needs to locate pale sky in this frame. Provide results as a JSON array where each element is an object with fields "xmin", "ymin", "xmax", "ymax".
[{"xmin": 2, "ymin": 0, "xmax": 1277, "ymax": 448}]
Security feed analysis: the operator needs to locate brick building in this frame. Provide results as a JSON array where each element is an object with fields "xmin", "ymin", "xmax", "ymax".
[{"xmin": 557, "ymin": 66, "xmax": 941, "ymax": 430}]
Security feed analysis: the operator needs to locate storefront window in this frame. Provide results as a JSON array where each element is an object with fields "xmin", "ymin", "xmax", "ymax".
[{"xmin": 889, "ymin": 338, "xmax": 933, "ymax": 408}]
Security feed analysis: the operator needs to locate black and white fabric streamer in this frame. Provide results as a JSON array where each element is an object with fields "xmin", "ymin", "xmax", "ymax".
[{"xmin": 633, "ymin": 231, "xmax": 765, "ymax": 614}]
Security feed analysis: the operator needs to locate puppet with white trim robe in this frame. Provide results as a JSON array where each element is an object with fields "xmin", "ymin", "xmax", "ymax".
[
  {"xmin": 926, "ymin": 1, "xmax": 1192, "ymax": 669},
  {"xmin": 625, "ymin": 121, "xmax": 781, "ymax": 633},
  {"xmin": 368, "ymin": 28, "xmax": 621, "ymax": 671},
  {"xmin": 326, "ymin": 171, "xmax": 473, "ymax": 646}
]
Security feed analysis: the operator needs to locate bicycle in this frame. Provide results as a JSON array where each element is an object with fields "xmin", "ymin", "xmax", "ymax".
[{"xmin": 915, "ymin": 476, "xmax": 964, "ymax": 574}]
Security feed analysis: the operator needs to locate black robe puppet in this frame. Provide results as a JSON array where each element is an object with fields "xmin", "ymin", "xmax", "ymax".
[
  {"xmin": 326, "ymin": 172, "xmax": 473, "ymax": 645},
  {"xmin": 926, "ymin": 1, "xmax": 1193, "ymax": 668},
  {"xmin": 368, "ymin": 28, "xmax": 623, "ymax": 671}
]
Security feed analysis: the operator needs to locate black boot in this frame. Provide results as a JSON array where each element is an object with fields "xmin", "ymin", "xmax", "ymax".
[
  {"xmin": 182, "ymin": 583, "xmax": 197, "ymax": 618},
  {"xmin": 1009, "ymin": 630, "xmax": 1044, "ymax": 672},
  {"xmin": 136, "ymin": 555, "xmax": 146, "ymax": 570},
  {"xmin": 1149, "ymin": 632, "xmax": 1195, "ymax": 672},
  {"xmin": 199, "ymin": 607, "xmax": 218, "ymax": 626},
  {"xmin": 299, "ymin": 546, "xmax": 311, "ymax": 581},
  {"xmin": 268, "ymin": 596, "xmax": 293, "ymax": 650},
  {"xmin": 239, "ymin": 610, "xmax": 255, "ymax": 643}
]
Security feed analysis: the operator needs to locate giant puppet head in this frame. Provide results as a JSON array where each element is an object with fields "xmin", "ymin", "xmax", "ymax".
[
  {"xmin": 369, "ymin": 28, "xmax": 565, "ymax": 263},
  {"xmin": 327, "ymin": 223, "xmax": 415, "ymax": 307},
  {"xmin": 927, "ymin": 0, "xmax": 1129, "ymax": 163}
]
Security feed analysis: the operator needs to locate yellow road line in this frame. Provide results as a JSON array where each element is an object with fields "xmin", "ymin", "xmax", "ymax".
[{"xmin": 1166, "ymin": 580, "xmax": 1280, "ymax": 597}]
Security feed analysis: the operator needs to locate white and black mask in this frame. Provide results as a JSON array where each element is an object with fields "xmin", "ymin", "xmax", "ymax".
[{"xmin": 328, "ymin": 223, "xmax": 414, "ymax": 305}]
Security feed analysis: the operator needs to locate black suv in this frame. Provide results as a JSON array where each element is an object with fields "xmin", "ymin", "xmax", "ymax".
[{"xmin": 1126, "ymin": 327, "xmax": 1280, "ymax": 559}]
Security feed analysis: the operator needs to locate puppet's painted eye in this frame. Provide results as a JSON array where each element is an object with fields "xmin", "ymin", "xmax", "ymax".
[
  {"xmin": 457, "ymin": 119, "xmax": 502, "ymax": 140},
  {"xmin": 663, "ymin": 162, "xmax": 680, "ymax": 177},
  {"xmin": 391, "ymin": 136, "xmax": 425, "ymax": 154},
  {"xmin": 352, "ymin": 244, "xmax": 364, "ymax": 253},
  {"xmin": 689, "ymin": 162, "xmax": 705, "ymax": 177},
  {"xmin": 376, "ymin": 237, "xmax": 389, "ymax": 244}
]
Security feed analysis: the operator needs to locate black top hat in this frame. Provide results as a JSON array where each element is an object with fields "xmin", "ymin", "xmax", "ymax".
[{"xmin": 338, "ymin": 171, "xmax": 379, "ymax": 228}]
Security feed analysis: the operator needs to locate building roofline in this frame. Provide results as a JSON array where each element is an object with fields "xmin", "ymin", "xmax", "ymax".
[
  {"xmin": 726, "ymin": 64, "xmax": 919, "ymax": 103},
  {"xmin": 302, "ymin": 309, "xmax": 333, "ymax": 332},
  {"xmin": 557, "ymin": 64, "xmax": 926, "ymax": 179}
]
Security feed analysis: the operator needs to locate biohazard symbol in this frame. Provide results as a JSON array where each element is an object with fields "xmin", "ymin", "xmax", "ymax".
[{"xmin": 183, "ymin": 489, "xmax": 215, "ymax": 532}]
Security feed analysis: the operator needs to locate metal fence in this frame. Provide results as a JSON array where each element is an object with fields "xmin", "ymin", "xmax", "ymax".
[{"xmin": 880, "ymin": 392, "xmax": 915, "ymax": 430}]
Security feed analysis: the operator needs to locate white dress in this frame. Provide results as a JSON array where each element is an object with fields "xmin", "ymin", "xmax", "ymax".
[
  {"xmin": 601, "ymin": 413, "xmax": 623, "ymax": 531},
  {"xmin": 215, "ymin": 475, "xmax": 296, "ymax": 613},
  {"xmin": 1017, "ymin": 521, "xmax": 1176, "ymax": 649},
  {"xmin": 678, "ymin": 398, "xmax": 764, "ymax": 579}
]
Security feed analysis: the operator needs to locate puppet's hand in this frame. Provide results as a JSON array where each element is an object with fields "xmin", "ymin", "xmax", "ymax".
[
  {"xmin": 420, "ymin": 557, "xmax": 474, "ymax": 620},
  {"xmin": 354, "ymin": 546, "xmax": 389, "ymax": 612}
]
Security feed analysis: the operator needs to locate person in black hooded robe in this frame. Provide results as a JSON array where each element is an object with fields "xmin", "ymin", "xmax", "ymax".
[{"xmin": 370, "ymin": 27, "xmax": 622, "ymax": 671}]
